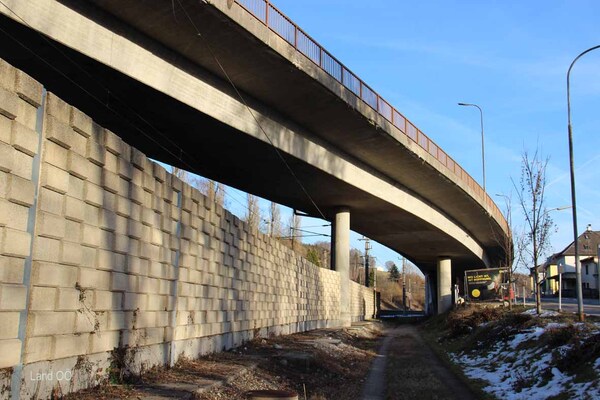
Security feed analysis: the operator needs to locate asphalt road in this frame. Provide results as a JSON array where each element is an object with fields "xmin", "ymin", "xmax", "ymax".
[{"xmin": 540, "ymin": 297, "xmax": 600, "ymax": 317}]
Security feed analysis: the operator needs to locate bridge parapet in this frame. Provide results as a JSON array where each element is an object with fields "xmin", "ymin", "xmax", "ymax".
[
  {"xmin": 0, "ymin": 0, "xmax": 509, "ymax": 273},
  {"xmin": 234, "ymin": 0, "xmax": 507, "ymax": 233}
]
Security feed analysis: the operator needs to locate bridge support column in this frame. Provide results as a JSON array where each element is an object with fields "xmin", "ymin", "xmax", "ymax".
[
  {"xmin": 437, "ymin": 257, "xmax": 452, "ymax": 314},
  {"xmin": 331, "ymin": 207, "xmax": 351, "ymax": 327}
]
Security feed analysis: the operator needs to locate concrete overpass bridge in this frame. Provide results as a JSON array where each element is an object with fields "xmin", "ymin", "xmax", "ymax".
[{"xmin": 0, "ymin": 0, "xmax": 509, "ymax": 314}]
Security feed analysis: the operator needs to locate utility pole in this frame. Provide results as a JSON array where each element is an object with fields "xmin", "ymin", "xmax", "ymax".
[
  {"xmin": 399, "ymin": 256, "xmax": 407, "ymax": 314},
  {"xmin": 370, "ymin": 256, "xmax": 377, "ymax": 290},
  {"xmin": 359, "ymin": 237, "xmax": 372, "ymax": 287},
  {"xmin": 373, "ymin": 259, "xmax": 377, "ymax": 290},
  {"xmin": 558, "ymin": 263, "xmax": 563, "ymax": 312}
]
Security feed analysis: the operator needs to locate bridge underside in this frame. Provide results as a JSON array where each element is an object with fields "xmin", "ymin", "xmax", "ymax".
[{"xmin": 0, "ymin": 0, "xmax": 507, "ymax": 277}]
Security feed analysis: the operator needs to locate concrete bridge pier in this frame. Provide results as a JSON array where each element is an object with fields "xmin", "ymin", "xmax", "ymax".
[
  {"xmin": 437, "ymin": 257, "xmax": 452, "ymax": 314},
  {"xmin": 331, "ymin": 207, "xmax": 351, "ymax": 327}
]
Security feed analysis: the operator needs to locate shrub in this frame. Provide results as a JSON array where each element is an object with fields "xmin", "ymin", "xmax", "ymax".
[
  {"xmin": 542, "ymin": 325, "xmax": 579, "ymax": 348},
  {"xmin": 445, "ymin": 306, "xmax": 504, "ymax": 339},
  {"xmin": 556, "ymin": 332, "xmax": 600, "ymax": 372}
]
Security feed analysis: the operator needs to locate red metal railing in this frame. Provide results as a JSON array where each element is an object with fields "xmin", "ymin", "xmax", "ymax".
[{"xmin": 235, "ymin": 0, "xmax": 507, "ymax": 231}]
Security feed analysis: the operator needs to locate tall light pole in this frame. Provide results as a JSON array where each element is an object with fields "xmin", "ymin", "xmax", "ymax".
[
  {"xmin": 458, "ymin": 102, "xmax": 486, "ymax": 192},
  {"xmin": 495, "ymin": 193, "xmax": 514, "ymax": 307},
  {"xmin": 597, "ymin": 245, "xmax": 600, "ymax": 305},
  {"xmin": 538, "ymin": 206, "xmax": 571, "ymax": 310},
  {"xmin": 359, "ymin": 236, "xmax": 372, "ymax": 287},
  {"xmin": 558, "ymin": 262, "xmax": 563, "ymax": 312},
  {"xmin": 567, "ymin": 44, "xmax": 600, "ymax": 322}
]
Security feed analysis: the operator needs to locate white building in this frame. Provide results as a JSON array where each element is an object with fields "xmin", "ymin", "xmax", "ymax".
[{"xmin": 542, "ymin": 226, "xmax": 600, "ymax": 298}]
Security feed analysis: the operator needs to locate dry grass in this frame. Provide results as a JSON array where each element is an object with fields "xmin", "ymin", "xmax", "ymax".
[
  {"xmin": 422, "ymin": 305, "xmax": 600, "ymax": 397},
  {"xmin": 63, "ymin": 324, "xmax": 383, "ymax": 400}
]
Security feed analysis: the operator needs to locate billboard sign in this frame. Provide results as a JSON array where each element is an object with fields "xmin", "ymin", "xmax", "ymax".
[{"xmin": 464, "ymin": 268, "xmax": 508, "ymax": 302}]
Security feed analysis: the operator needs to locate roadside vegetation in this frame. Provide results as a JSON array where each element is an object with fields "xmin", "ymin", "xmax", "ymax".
[{"xmin": 422, "ymin": 305, "xmax": 600, "ymax": 399}]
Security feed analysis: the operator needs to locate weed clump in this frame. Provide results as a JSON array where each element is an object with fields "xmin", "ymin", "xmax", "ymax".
[
  {"xmin": 500, "ymin": 311, "xmax": 533, "ymax": 328},
  {"xmin": 556, "ymin": 332, "xmax": 600, "ymax": 373},
  {"xmin": 542, "ymin": 324, "xmax": 579, "ymax": 348},
  {"xmin": 445, "ymin": 306, "xmax": 503, "ymax": 339}
]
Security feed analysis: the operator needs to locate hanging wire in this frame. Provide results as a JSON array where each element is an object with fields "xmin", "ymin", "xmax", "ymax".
[
  {"xmin": 291, "ymin": 227, "xmax": 331, "ymax": 237},
  {"xmin": 279, "ymin": 234, "xmax": 329, "ymax": 240},
  {"xmin": 0, "ymin": 0, "xmax": 328, "ymax": 223},
  {"xmin": 0, "ymin": 1, "xmax": 198, "ymax": 173},
  {"xmin": 173, "ymin": 0, "xmax": 327, "ymax": 221}
]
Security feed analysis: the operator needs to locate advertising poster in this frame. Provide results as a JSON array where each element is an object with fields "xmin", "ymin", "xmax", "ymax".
[{"xmin": 464, "ymin": 268, "xmax": 507, "ymax": 301}]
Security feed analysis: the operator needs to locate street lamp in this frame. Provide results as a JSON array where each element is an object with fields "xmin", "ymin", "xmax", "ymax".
[
  {"xmin": 558, "ymin": 262, "xmax": 563, "ymax": 312},
  {"xmin": 540, "ymin": 205, "xmax": 571, "ymax": 310},
  {"xmin": 597, "ymin": 245, "xmax": 600, "ymax": 305},
  {"xmin": 495, "ymin": 193, "xmax": 514, "ymax": 306},
  {"xmin": 458, "ymin": 102, "xmax": 486, "ymax": 192},
  {"xmin": 567, "ymin": 44, "xmax": 600, "ymax": 322},
  {"xmin": 545, "ymin": 205, "xmax": 572, "ymax": 215}
]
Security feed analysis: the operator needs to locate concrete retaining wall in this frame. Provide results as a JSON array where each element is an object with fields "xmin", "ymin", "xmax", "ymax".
[
  {"xmin": 0, "ymin": 59, "xmax": 374, "ymax": 399},
  {"xmin": 350, "ymin": 281, "xmax": 376, "ymax": 322}
]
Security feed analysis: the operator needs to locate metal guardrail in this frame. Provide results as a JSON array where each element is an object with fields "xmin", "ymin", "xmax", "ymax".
[{"xmin": 235, "ymin": 0, "xmax": 507, "ymax": 232}]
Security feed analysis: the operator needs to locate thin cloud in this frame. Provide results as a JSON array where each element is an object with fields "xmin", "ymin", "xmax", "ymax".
[{"xmin": 547, "ymin": 152, "xmax": 600, "ymax": 188}]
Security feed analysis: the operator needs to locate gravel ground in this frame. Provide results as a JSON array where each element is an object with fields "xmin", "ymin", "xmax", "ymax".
[{"xmin": 65, "ymin": 322, "xmax": 383, "ymax": 400}]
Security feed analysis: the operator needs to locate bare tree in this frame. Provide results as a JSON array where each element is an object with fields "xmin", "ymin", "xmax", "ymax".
[
  {"xmin": 267, "ymin": 202, "xmax": 283, "ymax": 237},
  {"xmin": 314, "ymin": 241, "xmax": 331, "ymax": 269},
  {"xmin": 350, "ymin": 248, "xmax": 363, "ymax": 284},
  {"xmin": 288, "ymin": 213, "xmax": 302, "ymax": 251},
  {"xmin": 513, "ymin": 149, "xmax": 554, "ymax": 314},
  {"xmin": 171, "ymin": 166, "xmax": 188, "ymax": 182},
  {"xmin": 172, "ymin": 167, "xmax": 226, "ymax": 208},
  {"xmin": 200, "ymin": 179, "xmax": 225, "ymax": 208},
  {"xmin": 245, "ymin": 194, "xmax": 261, "ymax": 231},
  {"xmin": 171, "ymin": 166, "xmax": 204, "ymax": 195}
]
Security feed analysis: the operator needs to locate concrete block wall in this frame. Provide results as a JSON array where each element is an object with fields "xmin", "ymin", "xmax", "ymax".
[
  {"xmin": 350, "ymin": 281, "xmax": 376, "ymax": 322},
  {"xmin": 0, "ymin": 58, "xmax": 374, "ymax": 399},
  {"xmin": 0, "ymin": 59, "xmax": 44, "ymax": 396}
]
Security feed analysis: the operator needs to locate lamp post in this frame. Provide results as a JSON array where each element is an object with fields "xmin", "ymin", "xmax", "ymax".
[
  {"xmin": 359, "ymin": 236, "xmax": 372, "ymax": 288},
  {"xmin": 567, "ymin": 44, "xmax": 600, "ymax": 322},
  {"xmin": 597, "ymin": 244, "xmax": 600, "ymax": 305},
  {"xmin": 495, "ymin": 193, "xmax": 514, "ymax": 306},
  {"xmin": 558, "ymin": 262, "xmax": 563, "ymax": 312},
  {"xmin": 458, "ymin": 102, "xmax": 486, "ymax": 192},
  {"xmin": 544, "ymin": 205, "xmax": 572, "ymax": 216},
  {"xmin": 539, "ymin": 205, "xmax": 571, "ymax": 310}
]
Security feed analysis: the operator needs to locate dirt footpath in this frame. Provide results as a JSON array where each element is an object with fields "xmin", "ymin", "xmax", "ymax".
[
  {"xmin": 382, "ymin": 325, "xmax": 476, "ymax": 400},
  {"xmin": 64, "ymin": 322, "xmax": 476, "ymax": 400}
]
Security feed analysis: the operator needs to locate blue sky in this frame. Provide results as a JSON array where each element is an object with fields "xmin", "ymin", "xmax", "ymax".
[{"xmin": 216, "ymin": 1, "xmax": 600, "ymax": 272}]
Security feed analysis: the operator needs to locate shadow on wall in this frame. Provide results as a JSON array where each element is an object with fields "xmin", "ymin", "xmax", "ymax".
[{"xmin": 0, "ymin": 44, "xmax": 378, "ymax": 396}]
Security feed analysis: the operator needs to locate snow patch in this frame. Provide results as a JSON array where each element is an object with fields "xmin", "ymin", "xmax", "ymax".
[
  {"xmin": 544, "ymin": 322, "xmax": 567, "ymax": 330},
  {"xmin": 508, "ymin": 327, "xmax": 545, "ymax": 348},
  {"xmin": 452, "ymin": 318, "xmax": 600, "ymax": 399},
  {"xmin": 522, "ymin": 309, "xmax": 559, "ymax": 317}
]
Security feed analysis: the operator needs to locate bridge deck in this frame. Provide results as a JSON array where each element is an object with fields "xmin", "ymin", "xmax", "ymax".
[{"xmin": 0, "ymin": 0, "xmax": 510, "ymax": 274}]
